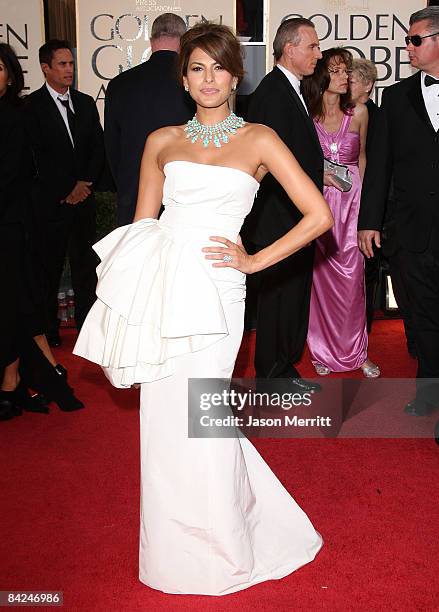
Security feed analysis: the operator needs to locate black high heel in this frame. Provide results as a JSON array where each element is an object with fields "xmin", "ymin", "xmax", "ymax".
[
  {"xmin": 0, "ymin": 389, "xmax": 22, "ymax": 420},
  {"xmin": 19, "ymin": 339, "xmax": 85, "ymax": 412},
  {"xmin": 39, "ymin": 371, "xmax": 84, "ymax": 412},
  {"xmin": 13, "ymin": 381, "xmax": 50, "ymax": 414},
  {"xmin": 54, "ymin": 363, "xmax": 68, "ymax": 382}
]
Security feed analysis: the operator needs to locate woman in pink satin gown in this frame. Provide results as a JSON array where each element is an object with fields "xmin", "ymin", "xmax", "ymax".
[{"xmin": 303, "ymin": 48, "xmax": 380, "ymax": 377}]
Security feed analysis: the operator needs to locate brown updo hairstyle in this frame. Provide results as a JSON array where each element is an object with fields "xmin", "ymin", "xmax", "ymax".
[
  {"xmin": 302, "ymin": 47, "xmax": 354, "ymax": 121},
  {"xmin": 177, "ymin": 22, "xmax": 245, "ymax": 86}
]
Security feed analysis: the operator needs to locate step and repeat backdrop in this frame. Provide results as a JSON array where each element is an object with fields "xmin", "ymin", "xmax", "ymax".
[
  {"xmin": 0, "ymin": 0, "xmax": 428, "ymax": 111},
  {"xmin": 0, "ymin": 0, "xmax": 45, "ymax": 92},
  {"xmin": 75, "ymin": 0, "xmax": 426, "ymax": 120},
  {"xmin": 76, "ymin": 0, "xmax": 235, "ymax": 119},
  {"xmin": 267, "ymin": 0, "xmax": 427, "ymax": 103}
]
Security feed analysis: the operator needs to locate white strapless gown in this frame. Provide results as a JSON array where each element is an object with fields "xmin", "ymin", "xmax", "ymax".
[{"xmin": 74, "ymin": 161, "xmax": 322, "ymax": 596}]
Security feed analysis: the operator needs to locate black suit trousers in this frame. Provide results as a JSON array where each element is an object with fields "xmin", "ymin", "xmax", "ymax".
[
  {"xmin": 387, "ymin": 252, "xmax": 416, "ymax": 352},
  {"xmin": 41, "ymin": 197, "xmax": 97, "ymax": 334},
  {"xmin": 364, "ymin": 254, "xmax": 380, "ymax": 333},
  {"xmin": 254, "ymin": 244, "xmax": 315, "ymax": 379},
  {"xmin": 398, "ymin": 239, "xmax": 439, "ymax": 404}
]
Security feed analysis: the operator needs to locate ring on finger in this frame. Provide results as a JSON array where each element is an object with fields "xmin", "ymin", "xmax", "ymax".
[{"xmin": 223, "ymin": 254, "xmax": 233, "ymax": 263}]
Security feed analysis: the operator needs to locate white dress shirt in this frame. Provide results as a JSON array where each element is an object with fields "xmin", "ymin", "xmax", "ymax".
[
  {"xmin": 276, "ymin": 63, "xmax": 309, "ymax": 115},
  {"xmin": 45, "ymin": 82, "xmax": 75, "ymax": 145},
  {"xmin": 421, "ymin": 71, "xmax": 439, "ymax": 132}
]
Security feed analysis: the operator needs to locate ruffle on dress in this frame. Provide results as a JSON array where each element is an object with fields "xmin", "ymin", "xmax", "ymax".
[{"xmin": 73, "ymin": 219, "xmax": 228, "ymax": 387}]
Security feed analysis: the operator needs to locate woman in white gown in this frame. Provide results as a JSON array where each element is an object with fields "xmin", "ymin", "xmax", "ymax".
[{"xmin": 74, "ymin": 23, "xmax": 333, "ymax": 596}]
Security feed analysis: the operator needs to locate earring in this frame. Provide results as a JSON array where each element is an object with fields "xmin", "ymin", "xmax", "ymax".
[
  {"xmin": 232, "ymin": 84, "xmax": 237, "ymax": 91},
  {"xmin": 184, "ymin": 85, "xmax": 189, "ymax": 92}
]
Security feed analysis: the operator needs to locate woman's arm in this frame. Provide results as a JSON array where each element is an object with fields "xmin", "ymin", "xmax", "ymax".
[
  {"xmin": 204, "ymin": 125, "xmax": 333, "ymax": 274},
  {"xmin": 356, "ymin": 104, "xmax": 368, "ymax": 181},
  {"xmin": 132, "ymin": 130, "xmax": 167, "ymax": 221}
]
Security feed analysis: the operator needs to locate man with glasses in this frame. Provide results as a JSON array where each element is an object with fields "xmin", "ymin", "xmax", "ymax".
[{"xmin": 358, "ymin": 7, "xmax": 439, "ymax": 417}]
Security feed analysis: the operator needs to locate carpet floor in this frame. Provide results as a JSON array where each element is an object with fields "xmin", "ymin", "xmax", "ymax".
[{"xmin": 0, "ymin": 320, "xmax": 438, "ymax": 611}]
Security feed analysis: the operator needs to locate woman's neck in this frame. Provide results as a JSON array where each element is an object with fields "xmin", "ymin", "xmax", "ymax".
[
  {"xmin": 195, "ymin": 103, "xmax": 231, "ymax": 125},
  {"xmin": 357, "ymin": 93, "xmax": 370, "ymax": 104},
  {"xmin": 322, "ymin": 92, "xmax": 341, "ymax": 117}
]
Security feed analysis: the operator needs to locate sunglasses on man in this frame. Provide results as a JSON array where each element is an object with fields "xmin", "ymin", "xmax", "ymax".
[{"xmin": 405, "ymin": 31, "xmax": 439, "ymax": 47}]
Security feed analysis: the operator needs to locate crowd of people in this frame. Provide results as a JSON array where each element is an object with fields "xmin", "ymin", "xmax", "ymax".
[
  {"xmin": 1, "ymin": 8, "xmax": 438, "ymax": 416},
  {"xmin": 1, "ymin": 2, "xmax": 439, "ymax": 598},
  {"xmin": 0, "ymin": 39, "xmax": 101, "ymax": 420}
]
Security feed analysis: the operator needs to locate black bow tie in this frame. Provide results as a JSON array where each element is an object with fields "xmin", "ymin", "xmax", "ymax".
[{"xmin": 424, "ymin": 75, "xmax": 439, "ymax": 87}]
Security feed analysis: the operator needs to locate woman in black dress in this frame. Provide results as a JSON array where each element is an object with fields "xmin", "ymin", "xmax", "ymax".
[{"xmin": 0, "ymin": 43, "xmax": 30, "ymax": 418}]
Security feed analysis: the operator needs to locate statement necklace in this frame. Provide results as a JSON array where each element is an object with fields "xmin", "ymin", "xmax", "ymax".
[{"xmin": 185, "ymin": 112, "xmax": 245, "ymax": 148}]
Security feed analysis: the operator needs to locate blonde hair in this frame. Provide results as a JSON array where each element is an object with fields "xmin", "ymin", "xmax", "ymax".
[{"xmin": 351, "ymin": 59, "xmax": 378, "ymax": 85}]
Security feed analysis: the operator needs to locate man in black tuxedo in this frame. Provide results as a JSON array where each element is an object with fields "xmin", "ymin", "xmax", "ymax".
[
  {"xmin": 242, "ymin": 18, "xmax": 323, "ymax": 392},
  {"xmin": 104, "ymin": 13, "xmax": 194, "ymax": 226},
  {"xmin": 350, "ymin": 59, "xmax": 380, "ymax": 333},
  {"xmin": 25, "ymin": 40, "xmax": 104, "ymax": 347},
  {"xmin": 358, "ymin": 6, "xmax": 439, "ymax": 416}
]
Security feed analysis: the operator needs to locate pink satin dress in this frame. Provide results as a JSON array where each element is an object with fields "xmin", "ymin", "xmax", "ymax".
[{"xmin": 307, "ymin": 112, "xmax": 368, "ymax": 372}]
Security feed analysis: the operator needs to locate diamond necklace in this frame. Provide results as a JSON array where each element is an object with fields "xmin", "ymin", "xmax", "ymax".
[{"xmin": 184, "ymin": 112, "xmax": 245, "ymax": 148}]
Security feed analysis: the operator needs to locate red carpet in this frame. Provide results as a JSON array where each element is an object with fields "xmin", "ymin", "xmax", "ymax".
[{"xmin": 1, "ymin": 320, "xmax": 438, "ymax": 611}]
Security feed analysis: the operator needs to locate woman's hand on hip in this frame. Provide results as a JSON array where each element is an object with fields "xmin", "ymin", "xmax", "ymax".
[{"xmin": 202, "ymin": 236, "xmax": 256, "ymax": 274}]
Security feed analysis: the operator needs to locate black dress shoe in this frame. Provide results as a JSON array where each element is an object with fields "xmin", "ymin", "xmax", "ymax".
[
  {"xmin": 47, "ymin": 331, "xmax": 61, "ymax": 347},
  {"xmin": 404, "ymin": 398, "xmax": 433, "ymax": 417},
  {"xmin": 290, "ymin": 378, "xmax": 322, "ymax": 394}
]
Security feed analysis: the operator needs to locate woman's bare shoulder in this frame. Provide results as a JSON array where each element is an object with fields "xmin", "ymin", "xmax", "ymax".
[
  {"xmin": 352, "ymin": 102, "xmax": 368, "ymax": 119},
  {"xmin": 243, "ymin": 121, "xmax": 279, "ymax": 143},
  {"xmin": 147, "ymin": 124, "xmax": 185, "ymax": 145}
]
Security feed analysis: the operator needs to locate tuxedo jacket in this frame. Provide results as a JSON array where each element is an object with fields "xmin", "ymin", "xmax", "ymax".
[
  {"xmin": 365, "ymin": 98, "xmax": 379, "ymax": 155},
  {"xmin": 24, "ymin": 85, "xmax": 104, "ymax": 217},
  {"xmin": 242, "ymin": 66, "xmax": 324, "ymax": 247},
  {"xmin": 104, "ymin": 50, "xmax": 194, "ymax": 225},
  {"xmin": 358, "ymin": 71, "xmax": 439, "ymax": 252}
]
